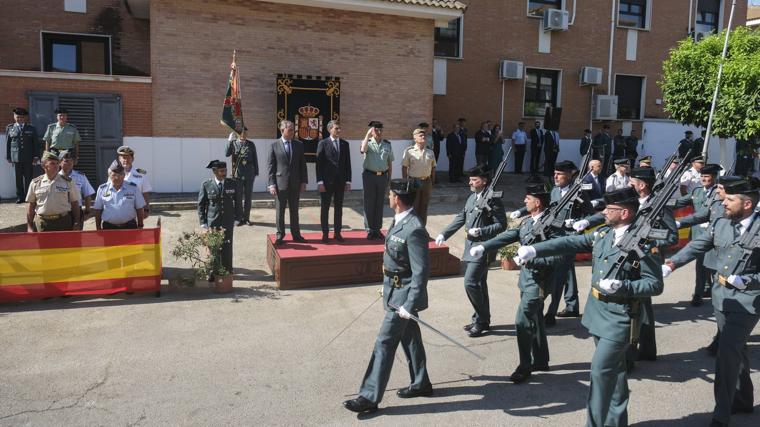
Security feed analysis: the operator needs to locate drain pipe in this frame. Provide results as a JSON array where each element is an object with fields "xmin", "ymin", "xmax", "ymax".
[{"xmin": 607, "ymin": 0, "xmax": 616, "ymax": 95}]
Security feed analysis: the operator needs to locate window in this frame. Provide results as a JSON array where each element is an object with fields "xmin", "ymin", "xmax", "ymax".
[
  {"xmin": 42, "ymin": 32, "xmax": 111, "ymax": 74},
  {"xmin": 434, "ymin": 18, "xmax": 462, "ymax": 58},
  {"xmin": 524, "ymin": 68, "xmax": 560, "ymax": 117},
  {"xmin": 615, "ymin": 75, "xmax": 644, "ymax": 120},
  {"xmin": 618, "ymin": 0, "xmax": 647, "ymax": 29},
  {"xmin": 527, "ymin": 0, "xmax": 562, "ymax": 17},
  {"xmin": 696, "ymin": 0, "xmax": 721, "ymax": 34}
]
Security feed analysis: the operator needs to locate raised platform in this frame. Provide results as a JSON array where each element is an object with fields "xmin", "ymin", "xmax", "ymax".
[{"xmin": 266, "ymin": 230, "xmax": 461, "ymax": 290}]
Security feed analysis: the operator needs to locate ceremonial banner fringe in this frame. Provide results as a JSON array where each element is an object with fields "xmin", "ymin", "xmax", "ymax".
[{"xmin": 0, "ymin": 228, "xmax": 162, "ymax": 302}]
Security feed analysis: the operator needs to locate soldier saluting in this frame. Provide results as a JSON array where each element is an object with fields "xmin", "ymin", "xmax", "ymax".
[{"xmin": 198, "ymin": 160, "xmax": 241, "ymax": 279}]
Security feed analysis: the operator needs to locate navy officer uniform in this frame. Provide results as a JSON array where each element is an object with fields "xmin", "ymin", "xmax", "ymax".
[
  {"xmin": 198, "ymin": 160, "xmax": 241, "ymax": 275},
  {"xmin": 344, "ymin": 179, "xmax": 432, "ymax": 414},
  {"xmin": 93, "ymin": 160, "xmax": 146, "ymax": 230},
  {"xmin": 436, "ymin": 166, "xmax": 507, "ymax": 337},
  {"xmin": 5, "ymin": 107, "xmax": 40, "ymax": 203}
]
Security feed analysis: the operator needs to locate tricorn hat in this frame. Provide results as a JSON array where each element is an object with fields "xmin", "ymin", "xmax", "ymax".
[{"xmin": 603, "ymin": 187, "xmax": 639, "ymax": 206}]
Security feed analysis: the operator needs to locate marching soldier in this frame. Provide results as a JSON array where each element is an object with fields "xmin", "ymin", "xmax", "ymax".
[
  {"xmin": 516, "ymin": 187, "xmax": 664, "ymax": 426},
  {"xmin": 5, "ymin": 107, "xmax": 40, "ymax": 203},
  {"xmin": 198, "ymin": 160, "xmax": 241, "ymax": 277},
  {"xmin": 117, "ymin": 146, "xmax": 153, "ymax": 217},
  {"xmin": 435, "ymin": 166, "xmax": 506, "ymax": 337},
  {"xmin": 26, "ymin": 151, "xmax": 81, "ymax": 232},
  {"xmin": 344, "ymin": 179, "xmax": 432, "ymax": 414},
  {"xmin": 93, "ymin": 160, "xmax": 145, "ymax": 230},
  {"xmin": 226, "ymin": 128, "xmax": 259, "ymax": 226},
  {"xmin": 401, "ymin": 127, "xmax": 436, "ymax": 225},
  {"xmin": 663, "ymin": 177, "xmax": 759, "ymax": 427},
  {"xmin": 59, "ymin": 150, "xmax": 95, "ymax": 230},
  {"xmin": 43, "ymin": 108, "xmax": 80, "ymax": 158},
  {"xmin": 470, "ymin": 183, "xmax": 559, "ymax": 383}
]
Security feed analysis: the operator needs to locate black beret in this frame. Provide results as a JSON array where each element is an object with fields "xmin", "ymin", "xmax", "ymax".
[
  {"xmin": 700, "ymin": 163, "xmax": 722, "ymax": 175},
  {"xmin": 685, "ymin": 130, "xmax": 693, "ymax": 135},
  {"xmin": 526, "ymin": 183, "xmax": 551, "ymax": 197},
  {"xmin": 466, "ymin": 165, "xmax": 492, "ymax": 179},
  {"xmin": 12, "ymin": 107, "xmax": 28, "ymax": 115},
  {"xmin": 614, "ymin": 158, "xmax": 630, "ymax": 166},
  {"xmin": 554, "ymin": 160, "xmax": 577, "ymax": 173},
  {"xmin": 54, "ymin": 108, "xmax": 68, "ymax": 115},
  {"xmin": 367, "ymin": 121, "xmax": 383, "ymax": 129},
  {"xmin": 418, "ymin": 122, "xmax": 429, "ymax": 128},
  {"xmin": 205, "ymin": 160, "xmax": 227, "ymax": 169},
  {"xmin": 630, "ymin": 167, "xmax": 656, "ymax": 180},
  {"xmin": 718, "ymin": 175, "xmax": 742, "ymax": 185},
  {"xmin": 723, "ymin": 178, "xmax": 759, "ymax": 195},
  {"xmin": 604, "ymin": 187, "xmax": 639, "ymax": 206},
  {"xmin": 389, "ymin": 179, "xmax": 415, "ymax": 195},
  {"xmin": 109, "ymin": 159, "xmax": 125, "ymax": 173}
]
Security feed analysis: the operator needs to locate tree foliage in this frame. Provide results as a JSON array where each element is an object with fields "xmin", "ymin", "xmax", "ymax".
[{"xmin": 660, "ymin": 26, "xmax": 760, "ymax": 140}]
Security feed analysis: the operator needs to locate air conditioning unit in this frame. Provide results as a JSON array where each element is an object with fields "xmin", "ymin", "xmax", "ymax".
[
  {"xmin": 593, "ymin": 95, "xmax": 618, "ymax": 120},
  {"xmin": 543, "ymin": 9, "xmax": 569, "ymax": 31},
  {"xmin": 500, "ymin": 60, "xmax": 524, "ymax": 80},
  {"xmin": 580, "ymin": 66, "xmax": 603, "ymax": 86}
]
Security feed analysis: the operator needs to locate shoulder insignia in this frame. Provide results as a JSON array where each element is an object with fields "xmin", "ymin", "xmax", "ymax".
[
  {"xmin": 136, "ymin": 168, "xmax": 147, "ymax": 174},
  {"xmin": 32, "ymin": 175, "xmax": 44, "ymax": 183},
  {"xmin": 127, "ymin": 181, "xmax": 137, "ymax": 186},
  {"xmin": 60, "ymin": 175, "xmax": 72, "ymax": 182},
  {"xmin": 99, "ymin": 183, "xmax": 109, "ymax": 189}
]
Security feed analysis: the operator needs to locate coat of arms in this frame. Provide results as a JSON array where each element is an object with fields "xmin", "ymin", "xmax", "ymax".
[{"xmin": 295, "ymin": 105, "xmax": 322, "ymax": 141}]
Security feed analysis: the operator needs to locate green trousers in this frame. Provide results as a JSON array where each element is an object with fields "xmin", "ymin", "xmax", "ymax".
[
  {"xmin": 712, "ymin": 309, "xmax": 758, "ymax": 424},
  {"xmin": 515, "ymin": 292, "xmax": 549, "ymax": 371},
  {"xmin": 588, "ymin": 336, "xmax": 629, "ymax": 427}
]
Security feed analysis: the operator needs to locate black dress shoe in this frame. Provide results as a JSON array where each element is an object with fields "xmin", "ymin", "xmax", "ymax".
[
  {"xmin": 292, "ymin": 235, "xmax": 307, "ymax": 243},
  {"xmin": 709, "ymin": 419, "xmax": 728, "ymax": 427},
  {"xmin": 691, "ymin": 295, "xmax": 703, "ymax": 307},
  {"xmin": 236, "ymin": 221, "xmax": 245, "ymax": 227},
  {"xmin": 704, "ymin": 338, "xmax": 719, "ymax": 357},
  {"xmin": 636, "ymin": 353, "xmax": 657, "ymax": 362},
  {"xmin": 334, "ymin": 233, "xmax": 345, "ymax": 242},
  {"xmin": 463, "ymin": 323, "xmax": 475, "ymax": 331},
  {"xmin": 322, "ymin": 233, "xmax": 330, "ymax": 243},
  {"xmin": 343, "ymin": 396, "xmax": 378, "ymax": 413},
  {"xmin": 544, "ymin": 314, "xmax": 556, "ymax": 327},
  {"xmin": 731, "ymin": 401, "xmax": 754, "ymax": 414},
  {"xmin": 509, "ymin": 368, "xmax": 531, "ymax": 384},
  {"xmin": 376, "ymin": 231, "xmax": 385, "ymax": 239},
  {"xmin": 531, "ymin": 364, "xmax": 551, "ymax": 372},
  {"xmin": 367, "ymin": 232, "xmax": 376, "ymax": 240},
  {"xmin": 274, "ymin": 237, "xmax": 285, "ymax": 245},
  {"xmin": 468, "ymin": 324, "xmax": 488, "ymax": 337},
  {"xmin": 396, "ymin": 385, "xmax": 433, "ymax": 398},
  {"xmin": 556, "ymin": 309, "xmax": 580, "ymax": 318}
]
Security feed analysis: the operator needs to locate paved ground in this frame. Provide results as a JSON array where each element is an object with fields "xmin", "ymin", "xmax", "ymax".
[{"xmin": 1, "ymin": 179, "xmax": 759, "ymax": 426}]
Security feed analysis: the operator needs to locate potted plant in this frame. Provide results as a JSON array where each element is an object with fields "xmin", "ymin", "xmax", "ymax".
[
  {"xmin": 498, "ymin": 242, "xmax": 521, "ymax": 270},
  {"xmin": 171, "ymin": 229, "xmax": 233, "ymax": 293}
]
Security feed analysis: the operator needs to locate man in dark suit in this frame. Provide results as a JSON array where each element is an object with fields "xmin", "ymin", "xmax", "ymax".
[
  {"xmin": 593, "ymin": 124, "xmax": 613, "ymax": 177},
  {"xmin": 446, "ymin": 123, "xmax": 466, "ymax": 183},
  {"xmin": 5, "ymin": 107, "xmax": 40, "ymax": 203},
  {"xmin": 543, "ymin": 129, "xmax": 559, "ymax": 177},
  {"xmin": 268, "ymin": 120, "xmax": 308, "ymax": 245},
  {"xmin": 529, "ymin": 121, "xmax": 544, "ymax": 176},
  {"xmin": 431, "ymin": 119, "xmax": 444, "ymax": 163},
  {"xmin": 580, "ymin": 128, "xmax": 593, "ymax": 156},
  {"xmin": 474, "ymin": 120, "xmax": 491, "ymax": 167},
  {"xmin": 581, "ymin": 159, "xmax": 605, "ymax": 199},
  {"xmin": 316, "ymin": 120, "xmax": 351, "ymax": 242}
]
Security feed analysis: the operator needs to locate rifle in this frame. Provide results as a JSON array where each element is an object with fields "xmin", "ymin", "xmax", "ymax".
[
  {"xmin": 473, "ymin": 146, "xmax": 513, "ymax": 218},
  {"xmin": 725, "ymin": 206, "xmax": 760, "ymax": 278},
  {"xmin": 653, "ymin": 150, "xmax": 678, "ymax": 189}
]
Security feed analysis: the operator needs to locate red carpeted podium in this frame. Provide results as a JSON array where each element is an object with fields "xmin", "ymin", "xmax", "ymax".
[{"xmin": 266, "ymin": 230, "xmax": 461, "ymax": 289}]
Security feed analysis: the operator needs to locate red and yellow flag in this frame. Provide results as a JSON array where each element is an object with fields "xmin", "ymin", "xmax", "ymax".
[{"xmin": 221, "ymin": 50, "xmax": 245, "ymax": 137}]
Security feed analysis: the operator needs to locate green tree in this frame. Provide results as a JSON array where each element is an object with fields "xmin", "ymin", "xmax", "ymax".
[{"xmin": 660, "ymin": 26, "xmax": 760, "ymax": 140}]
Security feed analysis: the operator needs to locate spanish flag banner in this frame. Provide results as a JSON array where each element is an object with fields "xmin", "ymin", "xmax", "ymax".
[
  {"xmin": 220, "ymin": 50, "xmax": 245, "ymax": 137},
  {"xmin": 0, "ymin": 228, "xmax": 162, "ymax": 302}
]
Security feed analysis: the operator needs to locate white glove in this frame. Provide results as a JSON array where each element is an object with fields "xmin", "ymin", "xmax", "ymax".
[
  {"xmin": 469, "ymin": 245, "xmax": 485, "ymax": 259},
  {"xmin": 727, "ymin": 275, "xmax": 747, "ymax": 290},
  {"xmin": 435, "ymin": 234, "xmax": 445, "ymax": 246},
  {"xmin": 397, "ymin": 306, "xmax": 412, "ymax": 319},
  {"xmin": 699, "ymin": 223, "xmax": 709, "ymax": 229},
  {"xmin": 675, "ymin": 220, "xmax": 682, "ymax": 228},
  {"xmin": 661, "ymin": 264, "xmax": 672, "ymax": 278},
  {"xmin": 467, "ymin": 228, "xmax": 482, "ymax": 237},
  {"xmin": 599, "ymin": 279, "xmax": 623, "ymax": 294},
  {"xmin": 516, "ymin": 246, "xmax": 536, "ymax": 263},
  {"xmin": 564, "ymin": 219, "xmax": 575, "ymax": 228},
  {"xmin": 509, "ymin": 211, "xmax": 521, "ymax": 220},
  {"xmin": 573, "ymin": 219, "xmax": 590, "ymax": 232},
  {"xmin": 513, "ymin": 255, "xmax": 525, "ymax": 266}
]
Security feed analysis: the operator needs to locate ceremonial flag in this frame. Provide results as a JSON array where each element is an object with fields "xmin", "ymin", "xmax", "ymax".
[{"xmin": 221, "ymin": 50, "xmax": 245, "ymax": 137}]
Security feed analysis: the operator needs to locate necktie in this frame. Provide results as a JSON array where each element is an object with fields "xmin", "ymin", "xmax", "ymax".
[
  {"xmin": 284, "ymin": 141, "xmax": 291, "ymax": 160},
  {"xmin": 734, "ymin": 222, "xmax": 742, "ymax": 238},
  {"xmin": 333, "ymin": 139, "xmax": 339, "ymax": 155}
]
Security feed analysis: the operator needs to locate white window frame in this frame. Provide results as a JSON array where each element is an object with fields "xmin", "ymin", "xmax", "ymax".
[
  {"xmin": 613, "ymin": 73, "xmax": 646, "ymax": 121},
  {"xmin": 434, "ymin": 16, "xmax": 464, "ymax": 60},
  {"xmin": 522, "ymin": 67, "xmax": 563, "ymax": 118},
  {"xmin": 695, "ymin": 0, "xmax": 724, "ymax": 34},
  {"xmin": 527, "ymin": 0, "xmax": 567, "ymax": 18},
  {"xmin": 616, "ymin": 0, "xmax": 652, "ymax": 31},
  {"xmin": 39, "ymin": 30, "xmax": 112, "ymax": 75}
]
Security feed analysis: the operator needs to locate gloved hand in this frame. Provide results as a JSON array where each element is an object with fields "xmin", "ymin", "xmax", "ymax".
[
  {"xmin": 564, "ymin": 219, "xmax": 575, "ymax": 228},
  {"xmin": 513, "ymin": 255, "xmax": 526, "ymax": 266},
  {"xmin": 516, "ymin": 246, "xmax": 536, "ymax": 263},
  {"xmin": 469, "ymin": 245, "xmax": 485, "ymax": 259},
  {"xmin": 599, "ymin": 279, "xmax": 623, "ymax": 294},
  {"xmin": 509, "ymin": 211, "xmax": 522, "ymax": 220},
  {"xmin": 397, "ymin": 306, "xmax": 412, "ymax": 319},
  {"xmin": 573, "ymin": 219, "xmax": 590, "ymax": 232},
  {"xmin": 727, "ymin": 275, "xmax": 747, "ymax": 290},
  {"xmin": 661, "ymin": 264, "xmax": 672, "ymax": 278},
  {"xmin": 675, "ymin": 220, "xmax": 682, "ymax": 228},
  {"xmin": 435, "ymin": 234, "xmax": 445, "ymax": 246},
  {"xmin": 699, "ymin": 223, "xmax": 709, "ymax": 229},
  {"xmin": 467, "ymin": 228, "xmax": 482, "ymax": 237}
]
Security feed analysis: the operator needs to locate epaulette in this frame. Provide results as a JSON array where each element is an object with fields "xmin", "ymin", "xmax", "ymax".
[
  {"xmin": 32, "ymin": 175, "xmax": 44, "ymax": 183},
  {"xmin": 127, "ymin": 181, "xmax": 137, "ymax": 186},
  {"xmin": 136, "ymin": 168, "xmax": 147, "ymax": 174},
  {"xmin": 99, "ymin": 182, "xmax": 109, "ymax": 189},
  {"xmin": 68, "ymin": 123, "xmax": 78, "ymax": 128},
  {"xmin": 59, "ymin": 175, "xmax": 72, "ymax": 182}
]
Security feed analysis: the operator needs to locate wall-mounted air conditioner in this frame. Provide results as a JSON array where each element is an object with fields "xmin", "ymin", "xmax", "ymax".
[
  {"xmin": 500, "ymin": 60, "xmax": 524, "ymax": 80},
  {"xmin": 543, "ymin": 9, "xmax": 569, "ymax": 31},
  {"xmin": 593, "ymin": 95, "xmax": 618, "ymax": 120},
  {"xmin": 580, "ymin": 67, "xmax": 603, "ymax": 85}
]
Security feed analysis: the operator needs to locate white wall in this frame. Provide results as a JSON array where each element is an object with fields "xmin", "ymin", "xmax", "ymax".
[{"xmin": 0, "ymin": 133, "xmax": 15, "ymax": 199}]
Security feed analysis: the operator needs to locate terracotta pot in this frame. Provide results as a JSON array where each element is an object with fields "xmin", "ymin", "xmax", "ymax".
[
  {"xmin": 501, "ymin": 258, "xmax": 519, "ymax": 270},
  {"xmin": 214, "ymin": 275, "xmax": 234, "ymax": 293}
]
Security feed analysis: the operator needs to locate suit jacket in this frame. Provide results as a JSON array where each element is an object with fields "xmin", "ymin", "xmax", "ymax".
[
  {"xmin": 544, "ymin": 130, "xmax": 559, "ymax": 154},
  {"xmin": 267, "ymin": 139, "xmax": 308, "ymax": 191},
  {"xmin": 580, "ymin": 135, "xmax": 592, "ymax": 156},
  {"xmin": 5, "ymin": 123, "xmax": 39, "ymax": 163},
  {"xmin": 592, "ymin": 132, "xmax": 612, "ymax": 159},
  {"xmin": 581, "ymin": 172, "xmax": 604, "ymax": 200},
  {"xmin": 383, "ymin": 212, "xmax": 429, "ymax": 313},
  {"xmin": 533, "ymin": 228, "xmax": 664, "ymax": 343},
  {"xmin": 446, "ymin": 132, "xmax": 466, "ymax": 157},
  {"xmin": 474, "ymin": 130, "xmax": 491, "ymax": 156},
  {"xmin": 197, "ymin": 178, "xmax": 241, "ymax": 228},
  {"xmin": 316, "ymin": 137, "xmax": 351, "ymax": 188},
  {"xmin": 529, "ymin": 128, "xmax": 544, "ymax": 149},
  {"xmin": 441, "ymin": 192, "xmax": 507, "ymax": 261}
]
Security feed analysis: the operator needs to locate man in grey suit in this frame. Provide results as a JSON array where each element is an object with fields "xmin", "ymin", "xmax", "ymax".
[
  {"xmin": 435, "ymin": 165, "xmax": 506, "ymax": 337},
  {"xmin": 268, "ymin": 120, "xmax": 308, "ymax": 245},
  {"xmin": 344, "ymin": 179, "xmax": 432, "ymax": 414},
  {"xmin": 316, "ymin": 120, "xmax": 351, "ymax": 242}
]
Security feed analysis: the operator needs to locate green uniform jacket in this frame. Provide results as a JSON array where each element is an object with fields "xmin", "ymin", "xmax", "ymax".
[
  {"xmin": 670, "ymin": 216, "xmax": 760, "ymax": 314},
  {"xmin": 383, "ymin": 212, "xmax": 429, "ymax": 314},
  {"xmin": 5, "ymin": 123, "xmax": 39, "ymax": 163},
  {"xmin": 197, "ymin": 178, "xmax": 241, "ymax": 228},
  {"xmin": 440, "ymin": 192, "xmax": 506, "ymax": 261},
  {"xmin": 674, "ymin": 186, "xmax": 718, "ymax": 240},
  {"xmin": 531, "ymin": 229, "xmax": 664, "ymax": 343},
  {"xmin": 517, "ymin": 186, "xmax": 595, "ymax": 229},
  {"xmin": 482, "ymin": 214, "xmax": 563, "ymax": 298}
]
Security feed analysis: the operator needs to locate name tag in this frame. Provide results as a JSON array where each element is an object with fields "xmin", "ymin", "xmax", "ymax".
[
  {"xmin": 390, "ymin": 235, "xmax": 405, "ymax": 244},
  {"xmin": 125, "ymin": 194, "xmax": 135, "ymax": 200},
  {"xmin": 55, "ymin": 185, "xmax": 68, "ymax": 192},
  {"xmin": 225, "ymin": 189, "xmax": 236, "ymax": 194}
]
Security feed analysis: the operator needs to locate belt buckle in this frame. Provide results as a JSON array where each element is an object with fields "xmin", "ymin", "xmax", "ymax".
[
  {"xmin": 392, "ymin": 275, "xmax": 400, "ymax": 288},
  {"xmin": 376, "ymin": 171, "xmax": 383, "ymax": 176},
  {"xmin": 718, "ymin": 275, "xmax": 727, "ymax": 286}
]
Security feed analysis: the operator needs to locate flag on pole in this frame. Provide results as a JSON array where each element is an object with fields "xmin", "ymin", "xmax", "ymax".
[{"xmin": 221, "ymin": 50, "xmax": 245, "ymax": 137}]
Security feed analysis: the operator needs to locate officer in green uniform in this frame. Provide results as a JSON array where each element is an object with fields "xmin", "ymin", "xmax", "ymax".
[
  {"xmin": 26, "ymin": 151, "xmax": 81, "ymax": 232},
  {"xmin": 663, "ymin": 178, "xmax": 760, "ymax": 427},
  {"xmin": 360, "ymin": 121, "xmax": 394, "ymax": 240},
  {"xmin": 517, "ymin": 187, "xmax": 664, "ymax": 427},
  {"xmin": 5, "ymin": 107, "xmax": 40, "ymax": 203},
  {"xmin": 344, "ymin": 179, "xmax": 432, "ymax": 414},
  {"xmin": 198, "ymin": 160, "xmax": 241, "ymax": 277},
  {"xmin": 43, "ymin": 108, "xmax": 81, "ymax": 158},
  {"xmin": 225, "ymin": 128, "xmax": 258, "ymax": 225},
  {"xmin": 470, "ymin": 183, "xmax": 559, "ymax": 383},
  {"xmin": 435, "ymin": 165, "xmax": 507, "ymax": 337}
]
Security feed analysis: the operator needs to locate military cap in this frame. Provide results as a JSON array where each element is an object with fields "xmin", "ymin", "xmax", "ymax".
[
  {"xmin": 466, "ymin": 165, "xmax": 492, "ymax": 179},
  {"xmin": 685, "ymin": 130, "xmax": 693, "ymax": 135},
  {"xmin": 614, "ymin": 158, "xmax": 630, "ymax": 166},
  {"xmin": 630, "ymin": 167, "xmax": 656, "ymax": 181},
  {"xmin": 639, "ymin": 155, "xmax": 652, "ymax": 164},
  {"xmin": 412, "ymin": 128, "xmax": 426, "ymax": 136},
  {"xmin": 691, "ymin": 155, "xmax": 705, "ymax": 163},
  {"xmin": 109, "ymin": 159, "xmax": 125, "ymax": 174},
  {"xmin": 389, "ymin": 179, "xmax": 415, "ymax": 195},
  {"xmin": 418, "ymin": 122, "xmax": 430, "ymax": 128},
  {"xmin": 116, "ymin": 145, "xmax": 135, "ymax": 156},
  {"xmin": 367, "ymin": 121, "xmax": 383, "ymax": 129},
  {"xmin": 554, "ymin": 160, "xmax": 577, "ymax": 173},
  {"xmin": 723, "ymin": 178, "xmax": 759, "ymax": 195},
  {"xmin": 41, "ymin": 151, "xmax": 59, "ymax": 162},
  {"xmin": 700, "ymin": 163, "xmax": 722, "ymax": 175},
  {"xmin": 59, "ymin": 149, "xmax": 76, "ymax": 160},
  {"xmin": 12, "ymin": 107, "xmax": 28, "ymax": 116},
  {"xmin": 604, "ymin": 187, "xmax": 639, "ymax": 206},
  {"xmin": 53, "ymin": 108, "xmax": 68, "ymax": 115},
  {"xmin": 718, "ymin": 175, "xmax": 742, "ymax": 185},
  {"xmin": 526, "ymin": 183, "xmax": 551, "ymax": 196},
  {"xmin": 206, "ymin": 160, "xmax": 227, "ymax": 169}
]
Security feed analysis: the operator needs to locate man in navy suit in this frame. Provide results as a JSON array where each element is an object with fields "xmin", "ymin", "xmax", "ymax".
[
  {"xmin": 268, "ymin": 120, "xmax": 308, "ymax": 245},
  {"xmin": 581, "ymin": 159, "xmax": 605, "ymax": 200},
  {"xmin": 446, "ymin": 123, "xmax": 467, "ymax": 183},
  {"xmin": 529, "ymin": 121, "xmax": 544, "ymax": 176},
  {"xmin": 316, "ymin": 120, "xmax": 352, "ymax": 242}
]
